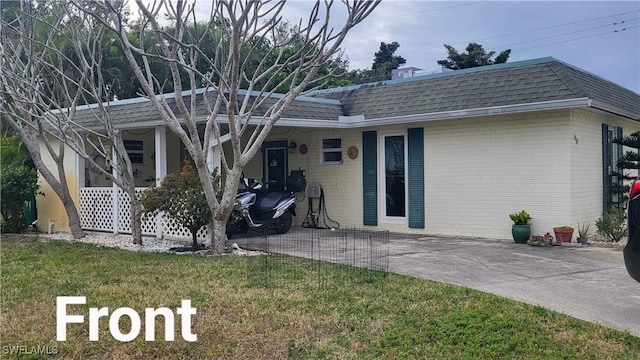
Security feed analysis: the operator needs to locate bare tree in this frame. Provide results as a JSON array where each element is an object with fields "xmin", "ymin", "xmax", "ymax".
[
  {"xmin": 0, "ymin": 1, "xmax": 144, "ymax": 243},
  {"xmin": 76, "ymin": 0, "xmax": 379, "ymax": 254}
]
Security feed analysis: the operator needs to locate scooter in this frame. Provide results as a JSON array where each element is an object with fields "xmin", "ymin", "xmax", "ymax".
[{"xmin": 226, "ymin": 175, "xmax": 306, "ymax": 237}]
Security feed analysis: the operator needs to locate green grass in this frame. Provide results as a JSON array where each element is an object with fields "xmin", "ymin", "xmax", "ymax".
[{"xmin": 1, "ymin": 235, "xmax": 639, "ymax": 359}]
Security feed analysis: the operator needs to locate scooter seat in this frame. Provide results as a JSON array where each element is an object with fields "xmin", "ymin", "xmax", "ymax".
[{"xmin": 256, "ymin": 191, "xmax": 288, "ymax": 210}]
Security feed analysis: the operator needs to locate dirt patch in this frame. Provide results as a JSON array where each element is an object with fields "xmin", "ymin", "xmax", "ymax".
[{"xmin": 0, "ymin": 233, "xmax": 50, "ymax": 245}]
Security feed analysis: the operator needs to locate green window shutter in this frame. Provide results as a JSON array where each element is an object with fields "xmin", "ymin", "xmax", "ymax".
[
  {"xmin": 602, "ymin": 123, "xmax": 611, "ymax": 211},
  {"xmin": 613, "ymin": 127, "xmax": 624, "ymax": 209},
  {"xmin": 617, "ymin": 127, "xmax": 624, "ymax": 198},
  {"xmin": 407, "ymin": 128, "xmax": 425, "ymax": 228},
  {"xmin": 362, "ymin": 131, "xmax": 378, "ymax": 226}
]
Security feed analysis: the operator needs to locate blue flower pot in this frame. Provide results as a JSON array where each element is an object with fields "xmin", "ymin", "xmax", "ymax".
[{"xmin": 512, "ymin": 225, "xmax": 531, "ymax": 243}]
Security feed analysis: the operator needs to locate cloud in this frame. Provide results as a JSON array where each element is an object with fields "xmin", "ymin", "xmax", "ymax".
[{"xmin": 129, "ymin": 0, "xmax": 640, "ymax": 92}]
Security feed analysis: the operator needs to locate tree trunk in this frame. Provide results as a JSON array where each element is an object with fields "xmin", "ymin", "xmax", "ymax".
[
  {"xmin": 131, "ymin": 198, "xmax": 143, "ymax": 245},
  {"xmin": 211, "ymin": 217, "xmax": 228, "ymax": 255},
  {"xmin": 191, "ymin": 229, "xmax": 199, "ymax": 252},
  {"xmin": 28, "ymin": 142, "xmax": 85, "ymax": 239},
  {"xmin": 65, "ymin": 197, "xmax": 85, "ymax": 239}
]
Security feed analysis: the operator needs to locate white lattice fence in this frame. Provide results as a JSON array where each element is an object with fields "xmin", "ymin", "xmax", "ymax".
[
  {"xmin": 116, "ymin": 188, "xmax": 156, "ymax": 236},
  {"xmin": 157, "ymin": 213, "xmax": 209, "ymax": 242},
  {"xmin": 79, "ymin": 188, "xmax": 114, "ymax": 231},
  {"xmin": 79, "ymin": 187, "xmax": 208, "ymax": 241}
]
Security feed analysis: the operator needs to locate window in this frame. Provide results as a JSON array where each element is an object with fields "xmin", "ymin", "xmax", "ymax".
[
  {"xmin": 124, "ymin": 139, "xmax": 144, "ymax": 164},
  {"xmin": 322, "ymin": 137, "xmax": 342, "ymax": 164},
  {"xmin": 382, "ymin": 134, "xmax": 406, "ymax": 218}
]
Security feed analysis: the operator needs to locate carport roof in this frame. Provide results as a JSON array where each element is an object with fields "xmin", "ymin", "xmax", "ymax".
[
  {"xmin": 69, "ymin": 57, "xmax": 639, "ymax": 130},
  {"xmin": 307, "ymin": 57, "xmax": 640, "ymax": 121},
  {"xmin": 68, "ymin": 89, "xmax": 344, "ymax": 129}
]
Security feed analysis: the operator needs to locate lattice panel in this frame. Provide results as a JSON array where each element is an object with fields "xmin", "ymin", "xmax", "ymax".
[
  {"xmin": 79, "ymin": 188, "xmax": 114, "ymax": 231},
  {"xmin": 117, "ymin": 189, "xmax": 132, "ymax": 233},
  {"xmin": 136, "ymin": 188, "xmax": 157, "ymax": 235},
  {"xmin": 159, "ymin": 214, "xmax": 209, "ymax": 242},
  {"xmin": 79, "ymin": 187, "xmax": 208, "ymax": 242}
]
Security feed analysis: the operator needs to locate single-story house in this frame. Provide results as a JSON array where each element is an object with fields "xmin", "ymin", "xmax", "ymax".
[{"xmin": 37, "ymin": 57, "xmax": 640, "ymax": 241}]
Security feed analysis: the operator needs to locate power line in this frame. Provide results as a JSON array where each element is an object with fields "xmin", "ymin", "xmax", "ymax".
[
  {"xmin": 404, "ymin": 24, "xmax": 638, "ymax": 68},
  {"xmin": 516, "ymin": 25, "xmax": 640, "ymax": 53},
  {"xmin": 349, "ymin": 10, "xmax": 640, "ymax": 62},
  {"xmin": 489, "ymin": 18, "xmax": 638, "ymax": 54},
  {"xmin": 363, "ymin": 1, "xmax": 486, "ymax": 22}
]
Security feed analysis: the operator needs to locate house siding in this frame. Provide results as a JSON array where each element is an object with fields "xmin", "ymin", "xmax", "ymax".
[
  {"xmin": 37, "ymin": 138, "xmax": 79, "ymax": 233},
  {"xmin": 251, "ymin": 109, "xmax": 582, "ymax": 240},
  {"xmin": 421, "ymin": 110, "xmax": 571, "ymax": 239},
  {"xmin": 570, "ymin": 108, "xmax": 640, "ymax": 236}
]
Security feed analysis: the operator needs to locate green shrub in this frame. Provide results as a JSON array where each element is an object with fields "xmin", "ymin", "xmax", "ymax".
[
  {"xmin": 0, "ymin": 165, "xmax": 40, "ymax": 233},
  {"xmin": 509, "ymin": 210, "xmax": 531, "ymax": 225},
  {"xmin": 595, "ymin": 207, "xmax": 627, "ymax": 242},
  {"xmin": 141, "ymin": 161, "xmax": 221, "ymax": 251}
]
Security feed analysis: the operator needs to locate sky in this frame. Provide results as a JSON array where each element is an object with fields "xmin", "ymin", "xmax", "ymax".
[
  {"xmin": 316, "ymin": 0, "xmax": 640, "ymax": 93},
  {"xmin": 137, "ymin": 1, "xmax": 640, "ymax": 93}
]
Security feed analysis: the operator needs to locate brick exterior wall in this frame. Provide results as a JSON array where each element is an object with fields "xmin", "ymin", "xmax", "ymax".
[{"xmin": 251, "ymin": 108, "xmax": 639, "ymax": 240}]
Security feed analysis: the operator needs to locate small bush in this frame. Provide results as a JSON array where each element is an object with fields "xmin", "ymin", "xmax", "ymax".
[
  {"xmin": 0, "ymin": 165, "xmax": 40, "ymax": 233},
  {"xmin": 595, "ymin": 207, "xmax": 627, "ymax": 242}
]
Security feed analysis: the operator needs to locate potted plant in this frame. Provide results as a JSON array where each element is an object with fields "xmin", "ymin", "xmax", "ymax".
[
  {"xmin": 509, "ymin": 210, "xmax": 532, "ymax": 243},
  {"xmin": 576, "ymin": 221, "xmax": 590, "ymax": 245},
  {"xmin": 528, "ymin": 232, "xmax": 553, "ymax": 247},
  {"xmin": 553, "ymin": 225, "xmax": 574, "ymax": 245}
]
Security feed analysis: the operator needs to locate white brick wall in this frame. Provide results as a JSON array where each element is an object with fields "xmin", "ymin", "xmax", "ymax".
[
  {"xmin": 570, "ymin": 108, "xmax": 640, "ymax": 235},
  {"xmin": 421, "ymin": 111, "xmax": 571, "ymax": 239},
  {"xmin": 246, "ymin": 108, "xmax": 639, "ymax": 240}
]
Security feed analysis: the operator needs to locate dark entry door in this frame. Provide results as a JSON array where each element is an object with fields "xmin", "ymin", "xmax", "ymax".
[{"xmin": 262, "ymin": 140, "xmax": 288, "ymax": 190}]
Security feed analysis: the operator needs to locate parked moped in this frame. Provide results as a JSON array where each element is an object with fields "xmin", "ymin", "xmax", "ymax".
[{"xmin": 226, "ymin": 175, "xmax": 306, "ymax": 237}]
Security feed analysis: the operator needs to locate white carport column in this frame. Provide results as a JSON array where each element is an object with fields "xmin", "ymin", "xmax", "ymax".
[
  {"xmin": 75, "ymin": 136, "xmax": 86, "ymax": 231},
  {"xmin": 207, "ymin": 139, "xmax": 221, "ymax": 173},
  {"xmin": 75, "ymin": 138, "xmax": 86, "ymax": 200},
  {"xmin": 154, "ymin": 126, "xmax": 168, "ymax": 239},
  {"xmin": 111, "ymin": 146, "xmax": 119, "ymax": 234}
]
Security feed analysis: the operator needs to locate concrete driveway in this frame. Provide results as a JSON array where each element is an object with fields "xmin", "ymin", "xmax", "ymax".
[
  {"xmin": 384, "ymin": 234, "xmax": 640, "ymax": 337},
  {"xmin": 238, "ymin": 227, "xmax": 640, "ymax": 337}
]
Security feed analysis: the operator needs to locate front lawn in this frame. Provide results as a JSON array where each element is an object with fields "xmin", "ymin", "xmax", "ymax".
[{"xmin": 1, "ymin": 235, "xmax": 639, "ymax": 359}]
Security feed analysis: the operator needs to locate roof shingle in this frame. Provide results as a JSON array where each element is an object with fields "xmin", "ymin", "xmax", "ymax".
[{"xmin": 309, "ymin": 57, "xmax": 639, "ymax": 121}]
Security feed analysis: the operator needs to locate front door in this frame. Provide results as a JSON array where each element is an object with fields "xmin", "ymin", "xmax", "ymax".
[{"xmin": 262, "ymin": 140, "xmax": 288, "ymax": 190}]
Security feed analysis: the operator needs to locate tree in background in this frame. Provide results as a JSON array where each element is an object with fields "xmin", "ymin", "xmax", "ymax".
[
  {"xmin": 0, "ymin": 132, "xmax": 39, "ymax": 233},
  {"xmin": 612, "ymin": 131, "xmax": 640, "ymax": 206},
  {"xmin": 0, "ymin": 135, "xmax": 34, "ymax": 168},
  {"xmin": 76, "ymin": 0, "xmax": 378, "ymax": 254},
  {"xmin": 437, "ymin": 43, "xmax": 511, "ymax": 70},
  {"xmin": 371, "ymin": 41, "xmax": 406, "ymax": 79},
  {"xmin": 344, "ymin": 41, "xmax": 406, "ymax": 84},
  {"xmin": 0, "ymin": 165, "xmax": 41, "ymax": 233},
  {"xmin": 1, "ymin": 1, "xmax": 145, "ymax": 242},
  {"xmin": 596, "ymin": 130, "xmax": 638, "ymax": 242}
]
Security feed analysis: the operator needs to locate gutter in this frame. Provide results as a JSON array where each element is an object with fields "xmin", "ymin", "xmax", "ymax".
[
  {"xmin": 81, "ymin": 97, "xmax": 593, "ymax": 132},
  {"xmin": 346, "ymin": 98, "xmax": 593, "ymax": 128}
]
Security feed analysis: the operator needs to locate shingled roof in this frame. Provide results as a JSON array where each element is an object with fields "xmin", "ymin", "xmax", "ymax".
[
  {"xmin": 307, "ymin": 57, "xmax": 640, "ymax": 121},
  {"xmin": 68, "ymin": 57, "xmax": 638, "ymax": 130},
  {"xmin": 68, "ymin": 89, "xmax": 344, "ymax": 129}
]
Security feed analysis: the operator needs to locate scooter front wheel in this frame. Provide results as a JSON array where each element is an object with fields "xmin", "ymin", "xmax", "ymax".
[{"xmin": 274, "ymin": 211, "xmax": 292, "ymax": 234}]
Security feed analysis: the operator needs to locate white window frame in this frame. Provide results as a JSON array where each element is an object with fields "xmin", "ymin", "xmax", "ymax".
[
  {"xmin": 320, "ymin": 137, "xmax": 343, "ymax": 165},
  {"xmin": 123, "ymin": 139, "xmax": 145, "ymax": 165},
  {"xmin": 379, "ymin": 131, "xmax": 408, "ymax": 223}
]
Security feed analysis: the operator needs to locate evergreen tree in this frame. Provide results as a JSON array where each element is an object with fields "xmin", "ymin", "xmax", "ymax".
[
  {"xmin": 613, "ymin": 131, "xmax": 640, "ymax": 205},
  {"xmin": 438, "ymin": 43, "xmax": 510, "ymax": 70}
]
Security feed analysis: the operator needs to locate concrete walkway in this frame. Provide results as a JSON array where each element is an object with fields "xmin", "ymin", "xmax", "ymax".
[{"xmin": 239, "ymin": 227, "xmax": 640, "ymax": 337}]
